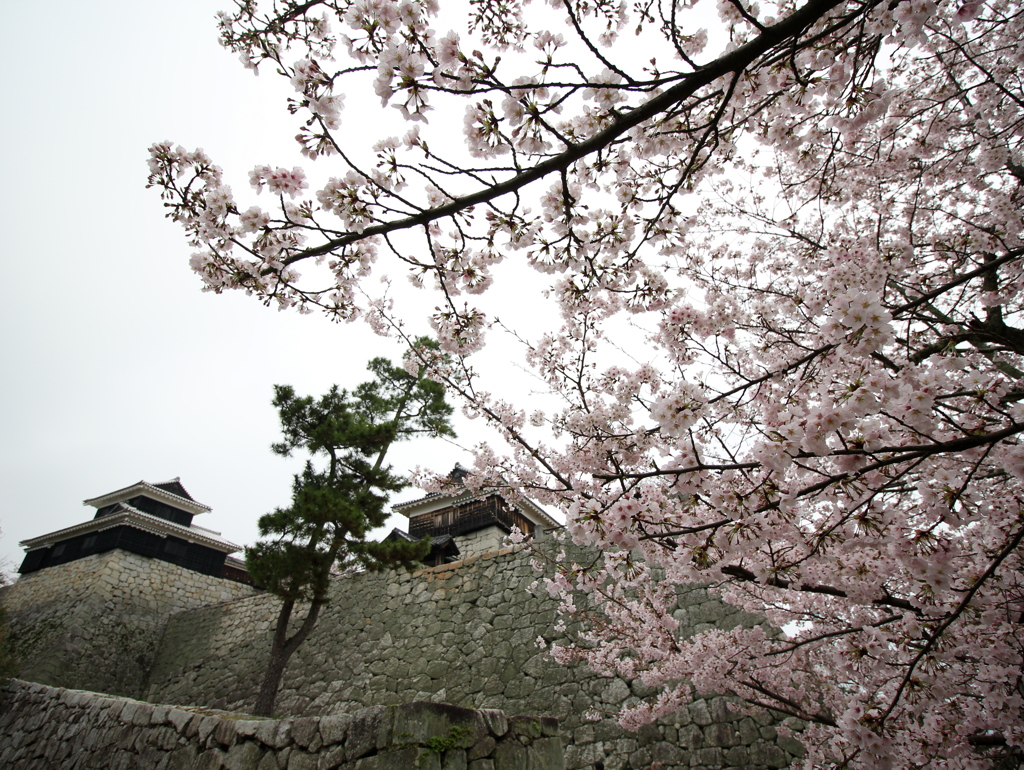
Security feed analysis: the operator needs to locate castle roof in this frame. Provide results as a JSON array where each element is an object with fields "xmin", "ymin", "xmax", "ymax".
[
  {"xmin": 20, "ymin": 501, "xmax": 241, "ymax": 554},
  {"xmin": 393, "ymin": 466, "xmax": 560, "ymax": 531},
  {"xmin": 83, "ymin": 477, "xmax": 212, "ymax": 516},
  {"xmin": 386, "ymin": 528, "xmax": 459, "ymax": 549},
  {"xmin": 385, "ymin": 528, "xmax": 461, "ymax": 565}
]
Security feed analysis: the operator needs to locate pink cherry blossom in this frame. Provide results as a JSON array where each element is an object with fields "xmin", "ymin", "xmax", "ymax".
[{"xmin": 151, "ymin": 0, "xmax": 1024, "ymax": 765}]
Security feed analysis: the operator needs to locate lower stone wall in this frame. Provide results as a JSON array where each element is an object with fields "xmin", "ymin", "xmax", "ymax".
[
  {"xmin": 0, "ymin": 679, "xmax": 563, "ymax": 770},
  {"xmin": 0, "ymin": 550, "xmax": 258, "ymax": 698},
  {"xmin": 146, "ymin": 546, "xmax": 803, "ymax": 770},
  {"xmin": 455, "ymin": 525, "xmax": 507, "ymax": 558}
]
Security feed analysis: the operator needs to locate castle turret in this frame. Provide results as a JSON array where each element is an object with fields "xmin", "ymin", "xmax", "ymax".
[
  {"xmin": 2, "ymin": 478, "xmax": 259, "ymax": 698},
  {"xmin": 389, "ymin": 465, "xmax": 559, "ymax": 562},
  {"xmin": 17, "ymin": 478, "xmax": 246, "ymax": 581}
]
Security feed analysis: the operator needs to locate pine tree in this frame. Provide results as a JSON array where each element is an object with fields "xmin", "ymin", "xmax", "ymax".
[{"xmin": 246, "ymin": 342, "xmax": 454, "ymax": 717}]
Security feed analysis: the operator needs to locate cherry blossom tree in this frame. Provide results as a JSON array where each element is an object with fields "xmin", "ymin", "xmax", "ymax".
[{"xmin": 149, "ymin": 0, "xmax": 1024, "ymax": 765}]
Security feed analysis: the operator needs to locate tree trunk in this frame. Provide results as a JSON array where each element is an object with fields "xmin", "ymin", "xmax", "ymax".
[
  {"xmin": 253, "ymin": 637, "xmax": 289, "ymax": 717},
  {"xmin": 252, "ymin": 596, "xmax": 323, "ymax": 717}
]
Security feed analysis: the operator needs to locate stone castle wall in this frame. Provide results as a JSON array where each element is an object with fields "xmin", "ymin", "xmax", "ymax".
[
  {"xmin": 0, "ymin": 678, "xmax": 564, "ymax": 770},
  {"xmin": 453, "ymin": 525, "xmax": 508, "ymax": 558},
  {"xmin": 145, "ymin": 545, "xmax": 803, "ymax": 770},
  {"xmin": 0, "ymin": 550, "xmax": 258, "ymax": 698}
]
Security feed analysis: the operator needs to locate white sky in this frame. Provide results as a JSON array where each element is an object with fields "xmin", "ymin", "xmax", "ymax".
[{"xmin": 0, "ymin": 0, "xmax": 525, "ymax": 574}]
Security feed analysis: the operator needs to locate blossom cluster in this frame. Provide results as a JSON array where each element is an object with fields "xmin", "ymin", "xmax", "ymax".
[{"xmin": 249, "ymin": 165, "xmax": 308, "ymax": 198}]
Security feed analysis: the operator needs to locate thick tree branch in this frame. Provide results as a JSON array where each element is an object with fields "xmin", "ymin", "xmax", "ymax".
[
  {"xmin": 720, "ymin": 563, "xmax": 918, "ymax": 611},
  {"xmin": 278, "ymin": 0, "xmax": 860, "ymax": 268}
]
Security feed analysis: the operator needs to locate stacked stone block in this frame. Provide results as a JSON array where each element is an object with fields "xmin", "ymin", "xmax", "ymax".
[
  {"xmin": 0, "ymin": 679, "xmax": 563, "ymax": 770},
  {"xmin": 452, "ymin": 526, "xmax": 508, "ymax": 558},
  {"xmin": 0, "ymin": 550, "xmax": 258, "ymax": 697},
  {"xmin": 145, "ymin": 546, "xmax": 802, "ymax": 769}
]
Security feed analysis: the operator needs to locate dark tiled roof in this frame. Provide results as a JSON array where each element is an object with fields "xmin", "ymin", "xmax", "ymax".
[
  {"xmin": 20, "ymin": 503, "xmax": 241, "ymax": 553},
  {"xmin": 152, "ymin": 478, "xmax": 195, "ymax": 501},
  {"xmin": 100, "ymin": 502, "xmax": 131, "ymax": 517},
  {"xmin": 393, "ymin": 464, "xmax": 559, "ymax": 529},
  {"xmin": 386, "ymin": 528, "xmax": 455, "ymax": 547},
  {"xmin": 384, "ymin": 529, "xmax": 460, "ymax": 561}
]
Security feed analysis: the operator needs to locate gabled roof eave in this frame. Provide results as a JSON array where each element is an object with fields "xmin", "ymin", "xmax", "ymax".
[
  {"xmin": 20, "ymin": 507, "xmax": 239, "ymax": 553},
  {"xmin": 392, "ymin": 488, "xmax": 560, "ymax": 530}
]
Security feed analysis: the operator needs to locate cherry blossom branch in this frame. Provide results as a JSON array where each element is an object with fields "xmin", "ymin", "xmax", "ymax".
[
  {"xmin": 561, "ymin": 0, "xmax": 636, "ymax": 84},
  {"xmin": 277, "ymin": 0, "xmax": 861, "ymax": 268},
  {"xmin": 709, "ymin": 247, "xmax": 1024, "ymax": 405},
  {"xmin": 764, "ymin": 614, "xmax": 902, "ymax": 656},
  {"xmin": 592, "ymin": 461, "xmax": 759, "ymax": 480},
  {"xmin": 740, "ymin": 678, "xmax": 839, "ymax": 727},
  {"xmin": 719, "ymin": 563, "xmax": 918, "ymax": 612},
  {"xmin": 597, "ymin": 422, "xmax": 1024, "ymax": 485},
  {"xmin": 896, "ymin": 247, "xmax": 1024, "ymax": 317},
  {"xmin": 878, "ymin": 522, "xmax": 1024, "ymax": 727}
]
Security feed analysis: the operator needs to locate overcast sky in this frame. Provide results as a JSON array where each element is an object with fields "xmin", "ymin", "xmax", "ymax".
[{"xmin": 0, "ymin": 0, "xmax": 529, "ymax": 574}]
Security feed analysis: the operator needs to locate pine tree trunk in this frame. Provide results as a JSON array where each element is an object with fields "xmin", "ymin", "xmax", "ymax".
[
  {"xmin": 252, "ymin": 597, "xmax": 323, "ymax": 717},
  {"xmin": 253, "ymin": 641, "xmax": 289, "ymax": 717}
]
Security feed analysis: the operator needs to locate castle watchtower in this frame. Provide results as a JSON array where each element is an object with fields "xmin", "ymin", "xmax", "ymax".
[
  {"xmin": 17, "ymin": 478, "xmax": 249, "ymax": 583},
  {"xmin": 2, "ymin": 478, "xmax": 258, "ymax": 698},
  {"xmin": 389, "ymin": 465, "xmax": 559, "ymax": 562}
]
